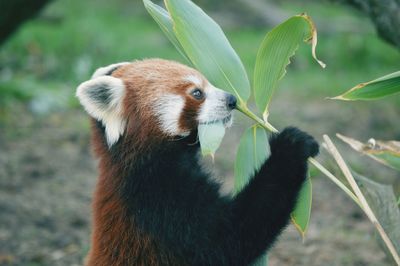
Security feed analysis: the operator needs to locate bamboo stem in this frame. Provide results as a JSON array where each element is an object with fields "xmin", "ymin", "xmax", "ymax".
[
  {"xmin": 308, "ymin": 157, "xmax": 361, "ymax": 207},
  {"xmin": 236, "ymin": 103, "xmax": 278, "ymax": 133}
]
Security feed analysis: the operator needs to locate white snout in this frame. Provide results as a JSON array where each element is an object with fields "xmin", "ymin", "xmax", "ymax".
[{"xmin": 198, "ymin": 84, "xmax": 234, "ymax": 127}]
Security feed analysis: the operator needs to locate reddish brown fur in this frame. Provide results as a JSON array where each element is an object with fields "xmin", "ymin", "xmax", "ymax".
[
  {"xmin": 115, "ymin": 59, "xmax": 206, "ymax": 141},
  {"xmin": 86, "ymin": 59, "xmax": 205, "ymax": 265}
]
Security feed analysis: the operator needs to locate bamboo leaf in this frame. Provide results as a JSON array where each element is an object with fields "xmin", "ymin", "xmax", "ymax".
[
  {"xmin": 373, "ymin": 153, "xmax": 400, "ymax": 172},
  {"xmin": 254, "ymin": 14, "xmax": 325, "ymax": 118},
  {"xmin": 234, "ymin": 125, "xmax": 269, "ymax": 266},
  {"xmin": 165, "ymin": 0, "xmax": 250, "ymax": 103},
  {"xmin": 337, "ymin": 134, "xmax": 400, "ymax": 171},
  {"xmin": 234, "ymin": 125, "xmax": 269, "ymax": 193},
  {"xmin": 143, "ymin": 0, "xmax": 190, "ymax": 63},
  {"xmin": 291, "ymin": 176, "xmax": 312, "ymax": 239},
  {"xmin": 332, "ymin": 71, "xmax": 400, "ymax": 101},
  {"xmin": 353, "ymin": 172, "xmax": 400, "ymax": 261},
  {"xmin": 198, "ymin": 121, "xmax": 226, "ymax": 158}
]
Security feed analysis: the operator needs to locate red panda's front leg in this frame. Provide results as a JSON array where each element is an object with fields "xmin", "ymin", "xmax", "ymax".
[{"xmin": 228, "ymin": 127, "xmax": 319, "ymax": 264}]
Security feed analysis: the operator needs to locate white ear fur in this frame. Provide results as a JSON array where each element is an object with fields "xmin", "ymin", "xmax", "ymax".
[
  {"xmin": 91, "ymin": 62, "xmax": 131, "ymax": 79},
  {"xmin": 76, "ymin": 76, "xmax": 126, "ymax": 147}
]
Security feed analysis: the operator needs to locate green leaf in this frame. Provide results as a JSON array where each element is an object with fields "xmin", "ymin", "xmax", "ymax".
[
  {"xmin": 143, "ymin": 0, "xmax": 191, "ymax": 63},
  {"xmin": 165, "ymin": 0, "xmax": 250, "ymax": 103},
  {"xmin": 234, "ymin": 125, "xmax": 269, "ymax": 193},
  {"xmin": 337, "ymin": 134, "xmax": 400, "ymax": 171},
  {"xmin": 253, "ymin": 14, "xmax": 325, "ymax": 118},
  {"xmin": 353, "ymin": 172, "xmax": 400, "ymax": 260},
  {"xmin": 291, "ymin": 176, "xmax": 312, "ymax": 239},
  {"xmin": 198, "ymin": 121, "xmax": 226, "ymax": 158},
  {"xmin": 234, "ymin": 125, "xmax": 269, "ymax": 265},
  {"xmin": 332, "ymin": 70, "xmax": 400, "ymax": 101}
]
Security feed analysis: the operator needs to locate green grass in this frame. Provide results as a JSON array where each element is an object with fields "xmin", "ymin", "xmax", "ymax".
[{"xmin": 0, "ymin": 0, "xmax": 399, "ymax": 107}]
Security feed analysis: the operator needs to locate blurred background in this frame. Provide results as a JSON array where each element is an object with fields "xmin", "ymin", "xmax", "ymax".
[{"xmin": 0, "ymin": 0, "xmax": 399, "ymax": 265}]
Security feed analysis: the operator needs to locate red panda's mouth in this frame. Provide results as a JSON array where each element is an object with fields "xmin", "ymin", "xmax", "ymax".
[{"xmin": 199, "ymin": 114, "xmax": 232, "ymax": 127}]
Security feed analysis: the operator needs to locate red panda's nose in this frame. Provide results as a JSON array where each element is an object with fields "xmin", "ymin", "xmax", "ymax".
[{"xmin": 226, "ymin": 94, "xmax": 237, "ymax": 110}]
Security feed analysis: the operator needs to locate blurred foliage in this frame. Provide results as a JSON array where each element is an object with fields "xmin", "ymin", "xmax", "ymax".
[{"xmin": 0, "ymin": 0, "xmax": 399, "ymax": 110}]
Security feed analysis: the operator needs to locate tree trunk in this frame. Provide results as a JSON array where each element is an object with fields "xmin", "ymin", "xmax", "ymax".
[
  {"xmin": 334, "ymin": 0, "xmax": 400, "ymax": 49},
  {"xmin": 0, "ymin": 0, "xmax": 52, "ymax": 46}
]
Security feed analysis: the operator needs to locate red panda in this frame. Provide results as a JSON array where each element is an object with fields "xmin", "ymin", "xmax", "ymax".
[{"xmin": 76, "ymin": 59, "xmax": 319, "ymax": 266}]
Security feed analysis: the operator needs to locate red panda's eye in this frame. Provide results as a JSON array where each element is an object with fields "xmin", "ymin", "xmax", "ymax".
[{"xmin": 191, "ymin": 88, "xmax": 204, "ymax": 100}]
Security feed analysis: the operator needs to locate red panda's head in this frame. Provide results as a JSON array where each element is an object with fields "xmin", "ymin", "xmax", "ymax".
[{"xmin": 76, "ymin": 59, "xmax": 236, "ymax": 148}]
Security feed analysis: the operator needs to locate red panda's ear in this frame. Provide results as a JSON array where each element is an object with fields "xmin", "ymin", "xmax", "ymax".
[
  {"xmin": 91, "ymin": 62, "xmax": 130, "ymax": 79},
  {"xmin": 76, "ymin": 75, "xmax": 126, "ymax": 147}
]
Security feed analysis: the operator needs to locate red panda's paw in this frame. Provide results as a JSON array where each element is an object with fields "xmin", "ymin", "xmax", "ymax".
[{"xmin": 269, "ymin": 127, "xmax": 319, "ymax": 160}]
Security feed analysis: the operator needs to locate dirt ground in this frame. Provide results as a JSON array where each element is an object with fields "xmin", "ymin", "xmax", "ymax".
[{"xmin": 0, "ymin": 93, "xmax": 398, "ymax": 265}]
